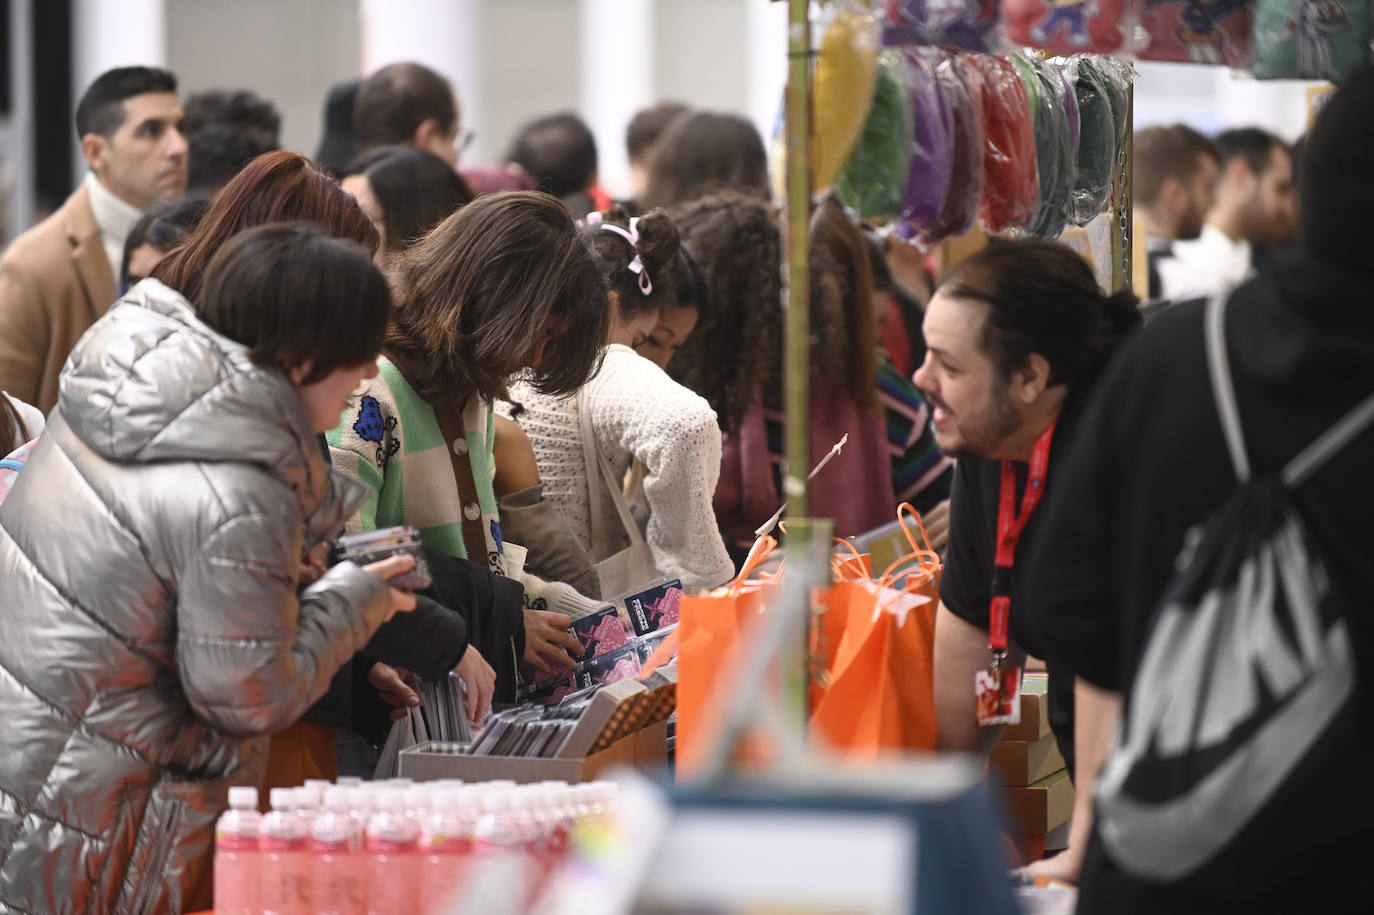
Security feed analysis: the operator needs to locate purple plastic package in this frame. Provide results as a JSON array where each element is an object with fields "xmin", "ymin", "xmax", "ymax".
[
  {"xmin": 572, "ymin": 606, "xmax": 630, "ymax": 659},
  {"xmin": 624, "ymin": 579, "xmax": 684, "ymax": 637},
  {"xmin": 575, "ymin": 646, "xmax": 643, "ymax": 690}
]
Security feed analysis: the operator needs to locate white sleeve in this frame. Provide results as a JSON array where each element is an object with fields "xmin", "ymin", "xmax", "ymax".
[{"xmin": 586, "ymin": 349, "xmax": 735, "ymax": 591}]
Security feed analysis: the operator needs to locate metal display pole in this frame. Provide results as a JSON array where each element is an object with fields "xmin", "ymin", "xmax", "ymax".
[{"xmin": 777, "ymin": 0, "xmax": 818, "ymax": 738}]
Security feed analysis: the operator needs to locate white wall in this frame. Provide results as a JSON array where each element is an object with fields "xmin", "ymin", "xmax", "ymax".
[
  {"xmin": 70, "ymin": 3, "xmax": 1322, "ymax": 208},
  {"xmin": 1133, "ymin": 61, "xmax": 1318, "ymax": 142},
  {"xmin": 166, "ymin": 0, "xmax": 361, "ymax": 161}
]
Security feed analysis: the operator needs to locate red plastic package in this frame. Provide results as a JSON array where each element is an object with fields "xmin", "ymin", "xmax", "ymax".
[
  {"xmin": 1003, "ymin": 0, "xmax": 1131, "ymax": 54},
  {"xmin": 969, "ymin": 55, "xmax": 1040, "ymax": 233},
  {"xmin": 1137, "ymin": 0, "xmax": 1252, "ymax": 67}
]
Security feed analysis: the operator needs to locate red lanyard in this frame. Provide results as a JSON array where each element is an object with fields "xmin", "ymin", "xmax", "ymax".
[{"xmin": 988, "ymin": 421, "xmax": 1057, "ymax": 654}]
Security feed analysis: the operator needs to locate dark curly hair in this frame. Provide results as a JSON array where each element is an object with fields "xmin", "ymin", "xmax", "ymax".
[
  {"xmin": 587, "ymin": 203, "xmax": 682, "ymax": 320},
  {"xmin": 666, "ymin": 191, "xmax": 782, "ymax": 435},
  {"xmin": 808, "ymin": 196, "xmax": 878, "ymax": 410}
]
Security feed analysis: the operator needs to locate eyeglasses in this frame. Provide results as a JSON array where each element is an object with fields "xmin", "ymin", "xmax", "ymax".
[{"xmin": 455, "ymin": 129, "xmax": 476, "ymax": 153}]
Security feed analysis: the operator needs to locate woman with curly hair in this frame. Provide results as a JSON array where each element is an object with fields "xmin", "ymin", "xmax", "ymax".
[{"xmin": 669, "ymin": 192, "xmax": 900, "ymax": 549}]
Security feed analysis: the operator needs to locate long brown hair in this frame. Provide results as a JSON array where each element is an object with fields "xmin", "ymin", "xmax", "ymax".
[
  {"xmin": 1, "ymin": 396, "xmax": 33, "ymax": 455},
  {"xmin": 152, "ymin": 150, "xmax": 379, "ymax": 302},
  {"xmin": 386, "ymin": 191, "xmax": 608, "ymax": 404},
  {"xmin": 808, "ymin": 196, "xmax": 878, "ymax": 410}
]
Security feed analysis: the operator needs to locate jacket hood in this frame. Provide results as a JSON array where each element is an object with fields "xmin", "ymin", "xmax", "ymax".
[
  {"xmin": 58, "ymin": 279, "xmax": 364, "ymax": 535},
  {"xmin": 1233, "ymin": 248, "xmax": 1374, "ymax": 395}
]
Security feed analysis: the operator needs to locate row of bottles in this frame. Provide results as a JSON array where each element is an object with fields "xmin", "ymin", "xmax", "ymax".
[{"xmin": 214, "ymin": 777, "xmax": 619, "ymax": 915}]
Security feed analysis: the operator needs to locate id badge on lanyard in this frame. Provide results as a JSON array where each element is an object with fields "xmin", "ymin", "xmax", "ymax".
[{"xmin": 974, "ymin": 422, "xmax": 1055, "ymax": 728}]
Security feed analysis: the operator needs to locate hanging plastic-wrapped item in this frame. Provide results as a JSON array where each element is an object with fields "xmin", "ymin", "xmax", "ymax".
[
  {"xmin": 835, "ymin": 50, "xmax": 917, "ymax": 222},
  {"xmin": 929, "ymin": 53, "xmax": 987, "ymax": 242},
  {"xmin": 1097, "ymin": 56, "xmax": 1134, "ymax": 164},
  {"xmin": 892, "ymin": 48, "xmax": 955, "ymax": 245},
  {"xmin": 1015, "ymin": 55, "xmax": 1076, "ymax": 238},
  {"xmin": 1251, "ymin": 0, "xmax": 1373, "ymax": 81},
  {"xmin": 884, "ymin": 0, "xmax": 1007, "ymax": 52},
  {"xmin": 1137, "ymin": 0, "xmax": 1253, "ymax": 67},
  {"xmin": 812, "ymin": 0, "xmax": 883, "ymax": 191},
  {"xmin": 1064, "ymin": 55, "xmax": 1117, "ymax": 225},
  {"xmin": 1003, "ymin": 0, "xmax": 1132, "ymax": 54},
  {"xmin": 969, "ymin": 55, "xmax": 1039, "ymax": 233}
]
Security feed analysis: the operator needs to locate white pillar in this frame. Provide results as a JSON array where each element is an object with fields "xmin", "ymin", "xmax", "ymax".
[
  {"xmin": 746, "ymin": 0, "xmax": 789, "ymax": 153},
  {"xmin": 71, "ymin": 0, "xmax": 167, "ymax": 184},
  {"xmin": 580, "ymin": 0, "xmax": 654, "ymax": 201},
  {"xmin": 359, "ymin": 0, "xmax": 485, "ymax": 161},
  {"xmin": 5, "ymin": 0, "xmax": 35, "ymax": 237}
]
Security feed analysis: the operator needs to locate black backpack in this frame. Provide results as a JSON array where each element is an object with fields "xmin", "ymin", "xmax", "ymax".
[{"xmin": 1094, "ymin": 293, "xmax": 1374, "ymax": 890}]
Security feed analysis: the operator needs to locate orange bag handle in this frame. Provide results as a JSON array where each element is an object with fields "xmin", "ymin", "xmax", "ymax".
[
  {"xmin": 830, "ymin": 536, "xmax": 871, "ymax": 580},
  {"xmin": 727, "ymin": 532, "xmax": 779, "ymax": 595},
  {"xmin": 897, "ymin": 501, "xmax": 934, "ymax": 555},
  {"xmin": 876, "ymin": 502, "xmax": 942, "ymax": 591}
]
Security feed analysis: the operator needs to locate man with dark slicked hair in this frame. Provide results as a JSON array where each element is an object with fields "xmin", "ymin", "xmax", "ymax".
[{"xmin": 0, "ymin": 65, "xmax": 187, "ymax": 412}]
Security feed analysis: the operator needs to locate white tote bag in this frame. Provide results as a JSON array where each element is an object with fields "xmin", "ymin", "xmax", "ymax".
[{"xmin": 577, "ymin": 389, "xmax": 661, "ymax": 597}]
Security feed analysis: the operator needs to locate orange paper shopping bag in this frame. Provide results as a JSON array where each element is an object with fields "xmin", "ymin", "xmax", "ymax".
[
  {"xmin": 676, "ymin": 537, "xmax": 781, "ymax": 779},
  {"xmin": 809, "ymin": 503, "xmax": 942, "ymax": 756}
]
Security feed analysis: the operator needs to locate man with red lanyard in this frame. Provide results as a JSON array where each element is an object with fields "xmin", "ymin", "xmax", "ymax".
[{"xmin": 913, "ymin": 238, "xmax": 1140, "ymax": 876}]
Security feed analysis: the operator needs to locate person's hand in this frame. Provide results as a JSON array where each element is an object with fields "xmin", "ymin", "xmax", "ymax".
[
  {"xmin": 298, "ymin": 542, "xmax": 330, "ymax": 586},
  {"xmin": 1014, "ymin": 846, "xmax": 1083, "ymax": 887},
  {"xmin": 362, "ymin": 555, "xmax": 419, "ymax": 620},
  {"xmin": 369, "ymin": 662, "xmax": 420, "ymax": 721},
  {"xmin": 921, "ymin": 499, "xmax": 952, "ymax": 554},
  {"xmin": 455, "ymin": 646, "xmax": 497, "ymax": 724},
  {"xmin": 521, "ymin": 609, "xmax": 583, "ymax": 673}
]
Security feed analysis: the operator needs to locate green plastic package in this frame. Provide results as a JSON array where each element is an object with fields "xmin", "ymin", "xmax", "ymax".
[
  {"xmin": 836, "ymin": 50, "xmax": 916, "ymax": 221},
  {"xmin": 1066, "ymin": 56, "xmax": 1118, "ymax": 226},
  {"xmin": 1015, "ymin": 55, "xmax": 1076, "ymax": 238}
]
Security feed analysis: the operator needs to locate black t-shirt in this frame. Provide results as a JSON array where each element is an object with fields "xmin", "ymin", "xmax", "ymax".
[
  {"xmin": 939, "ymin": 390, "xmax": 1090, "ymax": 776},
  {"xmin": 1023, "ymin": 249, "xmax": 1374, "ymax": 912}
]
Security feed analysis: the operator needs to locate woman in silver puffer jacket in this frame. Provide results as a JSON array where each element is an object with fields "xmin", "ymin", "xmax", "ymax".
[{"xmin": 0, "ymin": 225, "xmax": 415, "ymax": 913}]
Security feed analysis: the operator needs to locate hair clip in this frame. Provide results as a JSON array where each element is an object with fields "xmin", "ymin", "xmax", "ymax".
[{"xmin": 594, "ymin": 218, "xmax": 652, "ymax": 295}]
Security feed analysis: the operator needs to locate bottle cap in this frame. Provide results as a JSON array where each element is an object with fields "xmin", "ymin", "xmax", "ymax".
[
  {"xmin": 323, "ymin": 786, "xmax": 353, "ymax": 811},
  {"xmin": 228, "ymin": 786, "xmax": 258, "ymax": 810},
  {"xmin": 376, "ymin": 786, "xmax": 407, "ymax": 813},
  {"xmin": 404, "ymin": 785, "xmax": 433, "ymax": 812},
  {"xmin": 269, "ymin": 787, "xmax": 294, "ymax": 811}
]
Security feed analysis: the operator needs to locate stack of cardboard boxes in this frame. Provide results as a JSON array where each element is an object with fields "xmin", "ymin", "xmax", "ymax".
[{"xmin": 989, "ymin": 671, "xmax": 1074, "ymax": 860}]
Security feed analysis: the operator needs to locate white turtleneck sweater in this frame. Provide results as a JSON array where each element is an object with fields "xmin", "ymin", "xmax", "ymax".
[{"xmin": 84, "ymin": 172, "xmax": 143, "ymax": 282}]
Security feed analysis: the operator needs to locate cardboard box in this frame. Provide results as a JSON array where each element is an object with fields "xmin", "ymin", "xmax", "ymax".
[
  {"xmin": 988, "ymin": 734, "xmax": 1065, "ymax": 787},
  {"xmin": 399, "ymin": 663, "xmax": 678, "ymax": 784},
  {"xmin": 994, "ymin": 769, "xmax": 1073, "ymax": 834},
  {"xmin": 1000, "ymin": 671, "xmax": 1052, "ymax": 741},
  {"xmin": 398, "ymin": 720, "xmax": 668, "ymax": 784}
]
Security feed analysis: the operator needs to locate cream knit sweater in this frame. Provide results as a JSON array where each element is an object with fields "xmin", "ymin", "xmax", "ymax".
[{"xmin": 501, "ymin": 345, "xmax": 734, "ymax": 592}]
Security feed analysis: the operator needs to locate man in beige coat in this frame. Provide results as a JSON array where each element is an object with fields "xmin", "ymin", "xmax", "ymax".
[{"xmin": 0, "ymin": 66, "xmax": 188, "ymax": 413}]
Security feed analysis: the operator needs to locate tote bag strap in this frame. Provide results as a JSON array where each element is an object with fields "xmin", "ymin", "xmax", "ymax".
[{"xmin": 577, "ymin": 387, "xmax": 647, "ymax": 554}]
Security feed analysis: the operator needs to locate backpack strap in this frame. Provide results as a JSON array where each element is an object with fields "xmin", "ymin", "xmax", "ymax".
[
  {"xmin": 1203, "ymin": 294, "xmax": 1251, "ymax": 482},
  {"xmin": 1282, "ymin": 389, "xmax": 1374, "ymax": 487},
  {"xmin": 1206, "ymin": 293, "xmax": 1374, "ymax": 489}
]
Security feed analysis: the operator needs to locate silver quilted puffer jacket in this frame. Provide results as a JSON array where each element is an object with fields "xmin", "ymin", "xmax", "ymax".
[{"xmin": 0, "ymin": 280, "xmax": 393, "ymax": 914}]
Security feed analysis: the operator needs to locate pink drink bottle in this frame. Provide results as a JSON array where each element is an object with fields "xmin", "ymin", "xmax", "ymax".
[
  {"xmin": 213, "ymin": 786, "xmax": 261, "ymax": 915},
  {"xmin": 365, "ymin": 786, "xmax": 420, "ymax": 915},
  {"xmin": 312, "ymin": 786, "xmax": 366, "ymax": 915},
  {"xmin": 419, "ymin": 788, "xmax": 477, "ymax": 912},
  {"xmin": 259, "ymin": 787, "xmax": 311, "ymax": 915}
]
